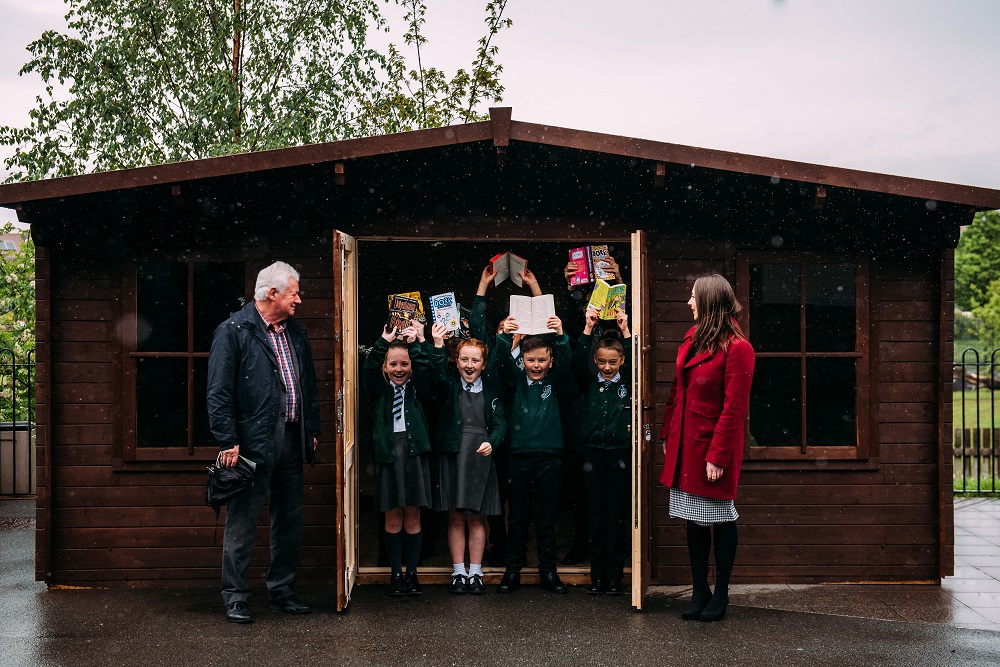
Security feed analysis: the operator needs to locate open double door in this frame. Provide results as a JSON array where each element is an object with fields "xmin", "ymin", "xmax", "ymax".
[{"xmin": 334, "ymin": 230, "xmax": 655, "ymax": 611}]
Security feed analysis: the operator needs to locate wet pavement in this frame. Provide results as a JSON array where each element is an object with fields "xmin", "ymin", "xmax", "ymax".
[{"xmin": 2, "ymin": 497, "xmax": 1000, "ymax": 666}]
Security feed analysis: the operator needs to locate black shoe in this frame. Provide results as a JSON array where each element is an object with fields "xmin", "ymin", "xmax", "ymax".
[
  {"xmin": 467, "ymin": 573, "xmax": 486, "ymax": 595},
  {"xmin": 587, "ymin": 579, "xmax": 606, "ymax": 595},
  {"xmin": 606, "ymin": 580, "xmax": 625, "ymax": 596},
  {"xmin": 699, "ymin": 592, "xmax": 729, "ymax": 622},
  {"xmin": 681, "ymin": 587, "xmax": 712, "ymax": 620},
  {"xmin": 560, "ymin": 546, "xmax": 587, "ymax": 566},
  {"xmin": 449, "ymin": 573, "xmax": 468, "ymax": 594},
  {"xmin": 404, "ymin": 572, "xmax": 423, "ymax": 596},
  {"xmin": 387, "ymin": 573, "xmax": 406, "ymax": 597},
  {"xmin": 497, "ymin": 569, "xmax": 520, "ymax": 594},
  {"xmin": 539, "ymin": 571, "xmax": 567, "ymax": 594},
  {"xmin": 225, "ymin": 600, "xmax": 253, "ymax": 624},
  {"xmin": 269, "ymin": 594, "xmax": 312, "ymax": 615}
]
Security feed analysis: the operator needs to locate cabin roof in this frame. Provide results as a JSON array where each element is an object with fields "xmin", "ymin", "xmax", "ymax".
[{"xmin": 1, "ymin": 108, "xmax": 998, "ymax": 211}]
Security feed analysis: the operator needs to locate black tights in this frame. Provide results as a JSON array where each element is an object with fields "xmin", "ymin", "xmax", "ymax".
[{"xmin": 686, "ymin": 520, "xmax": 738, "ymax": 593}]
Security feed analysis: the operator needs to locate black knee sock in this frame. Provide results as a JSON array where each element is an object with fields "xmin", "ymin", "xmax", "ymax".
[
  {"xmin": 404, "ymin": 531, "xmax": 422, "ymax": 575},
  {"xmin": 712, "ymin": 521, "xmax": 738, "ymax": 595},
  {"xmin": 686, "ymin": 521, "xmax": 712, "ymax": 592},
  {"xmin": 385, "ymin": 530, "xmax": 403, "ymax": 575}
]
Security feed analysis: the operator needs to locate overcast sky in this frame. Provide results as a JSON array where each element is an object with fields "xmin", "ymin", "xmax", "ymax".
[{"xmin": 1, "ymin": 0, "xmax": 998, "ymax": 227}]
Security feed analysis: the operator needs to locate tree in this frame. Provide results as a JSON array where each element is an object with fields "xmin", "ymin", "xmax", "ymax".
[
  {"xmin": 0, "ymin": 224, "xmax": 35, "ymax": 421},
  {"xmin": 955, "ymin": 210, "xmax": 1000, "ymax": 312},
  {"xmin": 0, "ymin": 0, "xmax": 511, "ymax": 181}
]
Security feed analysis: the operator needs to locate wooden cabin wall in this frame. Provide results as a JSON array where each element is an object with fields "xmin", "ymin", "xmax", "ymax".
[
  {"xmin": 649, "ymin": 234, "xmax": 946, "ymax": 584},
  {"xmin": 43, "ymin": 231, "xmax": 338, "ymax": 586}
]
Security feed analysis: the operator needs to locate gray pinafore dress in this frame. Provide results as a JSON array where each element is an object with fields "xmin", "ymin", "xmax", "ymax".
[{"xmin": 433, "ymin": 390, "xmax": 500, "ymax": 515}]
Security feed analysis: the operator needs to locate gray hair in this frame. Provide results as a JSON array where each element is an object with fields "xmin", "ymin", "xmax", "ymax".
[{"xmin": 254, "ymin": 261, "xmax": 300, "ymax": 301}]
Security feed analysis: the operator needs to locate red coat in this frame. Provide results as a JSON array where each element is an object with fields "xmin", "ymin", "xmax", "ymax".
[{"xmin": 658, "ymin": 327, "xmax": 755, "ymax": 500}]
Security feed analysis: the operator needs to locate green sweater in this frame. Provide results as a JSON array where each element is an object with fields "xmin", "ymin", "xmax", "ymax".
[
  {"xmin": 495, "ymin": 332, "xmax": 575, "ymax": 455},
  {"xmin": 426, "ymin": 345, "xmax": 507, "ymax": 453},
  {"xmin": 363, "ymin": 338, "xmax": 433, "ymax": 463},
  {"xmin": 572, "ymin": 333, "xmax": 632, "ymax": 450}
]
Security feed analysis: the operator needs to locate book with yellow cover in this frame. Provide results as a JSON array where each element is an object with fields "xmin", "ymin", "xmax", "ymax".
[{"xmin": 587, "ymin": 280, "xmax": 627, "ymax": 320}]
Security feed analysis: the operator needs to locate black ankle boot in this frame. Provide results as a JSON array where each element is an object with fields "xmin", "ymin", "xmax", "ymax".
[
  {"xmin": 699, "ymin": 590, "xmax": 728, "ymax": 621},
  {"xmin": 681, "ymin": 586, "xmax": 713, "ymax": 620}
]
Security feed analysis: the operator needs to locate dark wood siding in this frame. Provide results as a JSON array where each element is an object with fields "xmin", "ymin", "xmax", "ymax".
[
  {"xmin": 44, "ymin": 233, "xmax": 338, "ymax": 586},
  {"xmin": 649, "ymin": 236, "xmax": 946, "ymax": 584}
]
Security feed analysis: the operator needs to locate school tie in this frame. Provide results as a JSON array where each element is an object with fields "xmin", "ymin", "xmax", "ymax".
[
  {"xmin": 465, "ymin": 382, "xmax": 475, "ymax": 391},
  {"xmin": 599, "ymin": 380, "xmax": 613, "ymax": 392},
  {"xmin": 393, "ymin": 385, "xmax": 404, "ymax": 420},
  {"xmin": 530, "ymin": 380, "xmax": 541, "ymax": 386}
]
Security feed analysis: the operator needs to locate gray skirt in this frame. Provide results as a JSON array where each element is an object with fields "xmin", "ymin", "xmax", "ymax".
[
  {"xmin": 374, "ymin": 431, "xmax": 432, "ymax": 512},
  {"xmin": 668, "ymin": 488, "xmax": 739, "ymax": 526},
  {"xmin": 432, "ymin": 390, "xmax": 501, "ymax": 515}
]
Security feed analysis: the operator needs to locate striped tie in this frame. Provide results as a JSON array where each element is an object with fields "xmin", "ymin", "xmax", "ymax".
[
  {"xmin": 600, "ymin": 380, "xmax": 613, "ymax": 392},
  {"xmin": 465, "ymin": 382, "xmax": 475, "ymax": 391},
  {"xmin": 393, "ymin": 385, "xmax": 404, "ymax": 420}
]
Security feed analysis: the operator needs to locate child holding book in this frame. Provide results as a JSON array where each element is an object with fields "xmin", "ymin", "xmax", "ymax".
[
  {"xmin": 494, "ymin": 314, "xmax": 576, "ymax": 594},
  {"xmin": 574, "ymin": 307, "xmax": 632, "ymax": 595},
  {"xmin": 428, "ymin": 322, "xmax": 507, "ymax": 594},
  {"xmin": 364, "ymin": 321, "xmax": 433, "ymax": 597}
]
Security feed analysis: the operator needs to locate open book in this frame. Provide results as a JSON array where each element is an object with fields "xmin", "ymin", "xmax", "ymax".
[
  {"xmin": 509, "ymin": 294, "xmax": 556, "ymax": 335},
  {"xmin": 568, "ymin": 245, "xmax": 616, "ymax": 286},
  {"xmin": 490, "ymin": 251, "xmax": 527, "ymax": 287},
  {"xmin": 587, "ymin": 280, "xmax": 627, "ymax": 320}
]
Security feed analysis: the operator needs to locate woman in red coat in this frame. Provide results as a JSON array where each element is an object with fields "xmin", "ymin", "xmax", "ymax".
[{"xmin": 659, "ymin": 274, "xmax": 754, "ymax": 622}]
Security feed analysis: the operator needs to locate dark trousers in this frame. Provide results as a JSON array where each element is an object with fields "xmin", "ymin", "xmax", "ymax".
[
  {"xmin": 221, "ymin": 424, "xmax": 303, "ymax": 605},
  {"xmin": 505, "ymin": 454, "xmax": 561, "ymax": 573},
  {"xmin": 582, "ymin": 447, "xmax": 629, "ymax": 581}
]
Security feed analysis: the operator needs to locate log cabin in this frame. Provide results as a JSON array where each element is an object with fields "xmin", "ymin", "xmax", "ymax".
[{"xmin": 2, "ymin": 108, "xmax": 999, "ymax": 611}]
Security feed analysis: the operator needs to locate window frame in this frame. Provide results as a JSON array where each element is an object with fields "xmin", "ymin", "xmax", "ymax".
[
  {"xmin": 736, "ymin": 251, "xmax": 872, "ymax": 462},
  {"xmin": 120, "ymin": 257, "xmax": 251, "ymax": 462}
]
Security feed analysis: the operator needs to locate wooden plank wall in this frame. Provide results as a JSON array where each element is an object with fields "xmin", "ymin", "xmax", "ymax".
[
  {"xmin": 45, "ymin": 236, "xmax": 338, "ymax": 585},
  {"xmin": 650, "ymin": 235, "xmax": 944, "ymax": 584}
]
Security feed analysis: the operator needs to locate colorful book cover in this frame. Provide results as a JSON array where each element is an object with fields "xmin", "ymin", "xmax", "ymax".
[
  {"xmin": 590, "ymin": 245, "xmax": 616, "ymax": 281},
  {"xmin": 489, "ymin": 251, "xmax": 527, "ymax": 287},
  {"xmin": 587, "ymin": 279, "xmax": 627, "ymax": 320},
  {"xmin": 386, "ymin": 294, "xmax": 420, "ymax": 331},
  {"xmin": 568, "ymin": 246, "xmax": 594, "ymax": 286},
  {"xmin": 429, "ymin": 291, "xmax": 462, "ymax": 332}
]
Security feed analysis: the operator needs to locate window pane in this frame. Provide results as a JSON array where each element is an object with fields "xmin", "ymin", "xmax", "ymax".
[
  {"xmin": 136, "ymin": 357, "xmax": 187, "ymax": 447},
  {"xmin": 749, "ymin": 263, "xmax": 799, "ymax": 352},
  {"xmin": 806, "ymin": 264, "xmax": 856, "ymax": 352},
  {"xmin": 192, "ymin": 357, "xmax": 211, "ymax": 446},
  {"xmin": 194, "ymin": 262, "xmax": 246, "ymax": 352},
  {"xmin": 749, "ymin": 358, "xmax": 801, "ymax": 447},
  {"xmin": 806, "ymin": 358, "xmax": 856, "ymax": 446},
  {"xmin": 137, "ymin": 260, "xmax": 187, "ymax": 352}
]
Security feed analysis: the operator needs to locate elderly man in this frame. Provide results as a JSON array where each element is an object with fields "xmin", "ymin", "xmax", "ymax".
[{"xmin": 207, "ymin": 261, "xmax": 321, "ymax": 624}]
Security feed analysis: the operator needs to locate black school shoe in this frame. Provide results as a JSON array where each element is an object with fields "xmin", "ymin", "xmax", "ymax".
[
  {"xmin": 539, "ymin": 570, "xmax": 568, "ymax": 594},
  {"xmin": 467, "ymin": 573, "xmax": 486, "ymax": 595},
  {"xmin": 497, "ymin": 569, "xmax": 520, "ymax": 594},
  {"xmin": 587, "ymin": 579, "xmax": 607, "ymax": 595},
  {"xmin": 404, "ymin": 572, "xmax": 423, "ymax": 596},
  {"xmin": 449, "ymin": 573, "xmax": 467, "ymax": 594},
  {"xmin": 605, "ymin": 580, "xmax": 625, "ymax": 596},
  {"xmin": 387, "ymin": 573, "xmax": 406, "ymax": 597}
]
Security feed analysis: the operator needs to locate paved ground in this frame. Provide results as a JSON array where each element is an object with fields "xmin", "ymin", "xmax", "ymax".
[{"xmin": 2, "ymin": 497, "xmax": 1000, "ymax": 666}]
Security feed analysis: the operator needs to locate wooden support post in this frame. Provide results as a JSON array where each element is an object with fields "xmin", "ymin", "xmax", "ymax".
[
  {"xmin": 490, "ymin": 107, "xmax": 512, "ymax": 167},
  {"xmin": 653, "ymin": 162, "xmax": 666, "ymax": 188},
  {"xmin": 171, "ymin": 184, "xmax": 184, "ymax": 208},
  {"xmin": 334, "ymin": 162, "xmax": 345, "ymax": 186},
  {"xmin": 812, "ymin": 184, "xmax": 827, "ymax": 209}
]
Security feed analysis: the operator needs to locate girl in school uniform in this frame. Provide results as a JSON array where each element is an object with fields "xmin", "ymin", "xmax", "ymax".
[
  {"xmin": 364, "ymin": 321, "xmax": 434, "ymax": 597},
  {"xmin": 428, "ymin": 322, "xmax": 507, "ymax": 594},
  {"xmin": 573, "ymin": 307, "xmax": 632, "ymax": 596}
]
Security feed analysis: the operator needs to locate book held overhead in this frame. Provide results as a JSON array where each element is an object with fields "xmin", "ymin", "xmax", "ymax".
[
  {"xmin": 490, "ymin": 251, "xmax": 527, "ymax": 287},
  {"xmin": 509, "ymin": 294, "xmax": 556, "ymax": 335},
  {"xmin": 587, "ymin": 280, "xmax": 627, "ymax": 320}
]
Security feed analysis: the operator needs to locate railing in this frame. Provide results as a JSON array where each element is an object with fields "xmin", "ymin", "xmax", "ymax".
[
  {"xmin": 953, "ymin": 348, "xmax": 1000, "ymax": 494},
  {"xmin": 0, "ymin": 348, "xmax": 34, "ymax": 496}
]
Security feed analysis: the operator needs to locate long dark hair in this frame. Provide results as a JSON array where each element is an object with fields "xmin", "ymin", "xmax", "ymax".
[{"xmin": 690, "ymin": 274, "xmax": 745, "ymax": 354}]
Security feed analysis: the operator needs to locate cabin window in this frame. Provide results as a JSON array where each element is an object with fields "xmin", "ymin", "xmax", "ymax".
[
  {"xmin": 738, "ymin": 254, "xmax": 870, "ymax": 460},
  {"xmin": 123, "ymin": 259, "xmax": 246, "ymax": 461}
]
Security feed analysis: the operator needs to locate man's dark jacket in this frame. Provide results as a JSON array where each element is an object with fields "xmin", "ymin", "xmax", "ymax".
[{"xmin": 207, "ymin": 302, "xmax": 320, "ymax": 465}]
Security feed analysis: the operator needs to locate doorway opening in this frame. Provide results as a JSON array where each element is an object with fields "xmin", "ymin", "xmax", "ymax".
[{"xmin": 353, "ymin": 238, "xmax": 632, "ymax": 579}]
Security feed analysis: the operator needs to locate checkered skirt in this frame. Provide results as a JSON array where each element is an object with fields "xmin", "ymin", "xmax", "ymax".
[{"xmin": 668, "ymin": 488, "xmax": 739, "ymax": 526}]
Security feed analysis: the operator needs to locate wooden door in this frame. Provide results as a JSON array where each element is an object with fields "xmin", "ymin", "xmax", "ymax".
[
  {"xmin": 334, "ymin": 231, "xmax": 359, "ymax": 611},
  {"xmin": 630, "ymin": 230, "xmax": 653, "ymax": 610}
]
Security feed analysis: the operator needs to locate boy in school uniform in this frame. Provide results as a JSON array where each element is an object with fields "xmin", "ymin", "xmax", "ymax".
[{"xmin": 494, "ymin": 314, "xmax": 576, "ymax": 594}]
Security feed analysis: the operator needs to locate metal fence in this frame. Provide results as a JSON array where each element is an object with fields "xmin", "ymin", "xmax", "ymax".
[
  {"xmin": 0, "ymin": 348, "xmax": 34, "ymax": 496},
  {"xmin": 954, "ymin": 348, "xmax": 1000, "ymax": 494}
]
